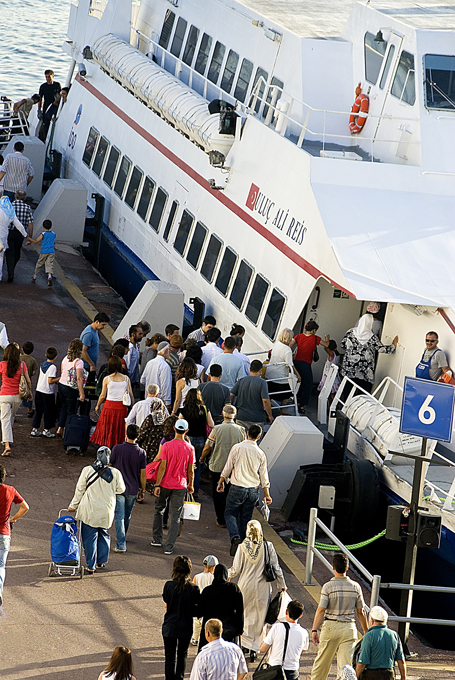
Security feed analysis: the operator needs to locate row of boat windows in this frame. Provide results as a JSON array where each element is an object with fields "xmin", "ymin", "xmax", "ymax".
[
  {"xmin": 82, "ymin": 127, "xmax": 286, "ymax": 340},
  {"xmin": 364, "ymin": 32, "xmax": 416, "ymax": 105},
  {"xmin": 158, "ymin": 10, "xmax": 284, "ymax": 108}
]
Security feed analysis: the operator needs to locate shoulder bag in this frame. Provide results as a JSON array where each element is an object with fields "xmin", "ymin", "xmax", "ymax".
[
  {"xmin": 313, "ymin": 335, "xmax": 319, "ymax": 363},
  {"xmin": 19, "ymin": 361, "xmax": 32, "ymax": 401},
  {"xmin": 67, "ymin": 359, "xmax": 88, "ymax": 390},
  {"xmin": 253, "ymin": 622, "xmax": 290, "ymax": 680},
  {"xmin": 263, "ymin": 540, "xmax": 277, "ymax": 583},
  {"xmin": 123, "ymin": 378, "xmax": 132, "ymax": 406}
]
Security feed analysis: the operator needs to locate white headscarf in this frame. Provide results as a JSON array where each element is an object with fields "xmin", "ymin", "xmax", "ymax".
[
  {"xmin": 242, "ymin": 519, "xmax": 264, "ymax": 564},
  {"xmin": 352, "ymin": 314, "xmax": 374, "ymax": 345}
]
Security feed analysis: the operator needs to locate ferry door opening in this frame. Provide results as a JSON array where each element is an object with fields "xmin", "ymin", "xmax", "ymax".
[
  {"xmin": 368, "ymin": 32, "xmax": 404, "ymax": 143},
  {"xmin": 293, "ymin": 279, "xmax": 363, "ymax": 383}
]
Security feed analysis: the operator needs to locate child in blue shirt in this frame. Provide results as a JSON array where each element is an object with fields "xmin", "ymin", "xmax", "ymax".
[{"xmin": 28, "ymin": 218, "xmax": 56, "ymax": 287}]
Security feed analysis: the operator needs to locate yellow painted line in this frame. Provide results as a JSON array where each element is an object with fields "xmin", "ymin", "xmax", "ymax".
[
  {"xmin": 407, "ymin": 662, "xmax": 455, "ymax": 671},
  {"xmin": 33, "ymin": 243, "xmax": 115, "ymax": 345},
  {"xmin": 254, "ymin": 509, "xmax": 322, "ymax": 603}
]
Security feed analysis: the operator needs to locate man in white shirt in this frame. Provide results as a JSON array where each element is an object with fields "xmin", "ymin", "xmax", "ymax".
[
  {"xmin": 201, "ymin": 327, "xmax": 223, "ymax": 370},
  {"xmin": 187, "ymin": 314, "xmax": 216, "ymax": 345},
  {"xmin": 0, "ymin": 141, "xmax": 34, "ymax": 201},
  {"xmin": 232, "ymin": 336, "xmax": 250, "ymax": 374},
  {"xmin": 140, "ymin": 341, "xmax": 172, "ymax": 407},
  {"xmin": 260, "ymin": 600, "xmax": 309, "ymax": 680},
  {"xmin": 190, "ymin": 618, "xmax": 248, "ymax": 680},
  {"xmin": 125, "ymin": 383, "xmax": 160, "ymax": 428},
  {"xmin": 217, "ymin": 424, "xmax": 271, "ymax": 554}
]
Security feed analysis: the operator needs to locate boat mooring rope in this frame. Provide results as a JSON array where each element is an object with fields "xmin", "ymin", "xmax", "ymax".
[{"xmin": 290, "ymin": 529, "xmax": 386, "ymax": 551}]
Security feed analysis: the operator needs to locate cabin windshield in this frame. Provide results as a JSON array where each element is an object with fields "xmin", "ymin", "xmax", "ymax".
[
  {"xmin": 425, "ymin": 55, "xmax": 455, "ymax": 110},
  {"xmin": 364, "ymin": 32, "xmax": 387, "ymax": 85}
]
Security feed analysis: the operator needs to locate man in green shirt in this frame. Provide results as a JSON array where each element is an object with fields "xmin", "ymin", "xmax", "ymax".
[{"xmin": 356, "ymin": 606, "xmax": 406, "ymax": 680}]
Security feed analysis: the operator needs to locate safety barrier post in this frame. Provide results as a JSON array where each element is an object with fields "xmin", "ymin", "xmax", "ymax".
[
  {"xmin": 305, "ymin": 507, "xmax": 318, "ymax": 585},
  {"xmin": 371, "ymin": 575, "xmax": 381, "ymax": 608}
]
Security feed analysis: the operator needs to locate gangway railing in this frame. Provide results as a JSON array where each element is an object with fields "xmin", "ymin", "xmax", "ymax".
[
  {"xmin": 0, "ymin": 100, "xmax": 29, "ymax": 149},
  {"xmin": 304, "ymin": 508, "xmax": 455, "ymax": 631}
]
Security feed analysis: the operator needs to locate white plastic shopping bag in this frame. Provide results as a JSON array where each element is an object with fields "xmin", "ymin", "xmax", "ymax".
[
  {"xmin": 277, "ymin": 590, "xmax": 293, "ymax": 621},
  {"xmin": 182, "ymin": 493, "xmax": 201, "ymax": 520}
]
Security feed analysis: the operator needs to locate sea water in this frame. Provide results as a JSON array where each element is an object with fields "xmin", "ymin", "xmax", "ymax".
[{"xmin": 0, "ymin": 0, "xmax": 71, "ymax": 102}]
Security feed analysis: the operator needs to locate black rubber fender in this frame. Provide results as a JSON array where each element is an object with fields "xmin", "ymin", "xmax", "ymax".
[{"xmin": 346, "ymin": 458, "xmax": 380, "ymax": 535}]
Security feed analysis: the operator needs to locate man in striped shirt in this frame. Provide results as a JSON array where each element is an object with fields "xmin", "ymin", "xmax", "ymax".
[
  {"xmin": 6, "ymin": 191, "xmax": 33, "ymax": 282},
  {"xmin": 310, "ymin": 554, "xmax": 368, "ymax": 680},
  {"xmin": 0, "ymin": 141, "xmax": 34, "ymax": 201},
  {"xmin": 189, "ymin": 618, "xmax": 247, "ymax": 680}
]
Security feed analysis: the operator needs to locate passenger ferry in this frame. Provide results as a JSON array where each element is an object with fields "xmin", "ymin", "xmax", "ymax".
[{"xmin": 13, "ymin": 0, "xmax": 455, "ymax": 643}]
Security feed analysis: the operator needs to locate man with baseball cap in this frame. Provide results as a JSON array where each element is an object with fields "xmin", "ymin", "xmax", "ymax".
[
  {"xmin": 356, "ymin": 606, "xmax": 406, "ymax": 680},
  {"xmin": 151, "ymin": 418, "xmax": 195, "ymax": 554},
  {"xmin": 140, "ymin": 341, "xmax": 172, "ymax": 408}
]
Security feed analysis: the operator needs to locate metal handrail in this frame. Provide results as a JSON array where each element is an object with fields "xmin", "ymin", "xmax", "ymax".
[
  {"xmin": 304, "ymin": 507, "xmax": 455, "ymax": 629},
  {"xmin": 243, "ymin": 350, "xmax": 299, "ymax": 416}
]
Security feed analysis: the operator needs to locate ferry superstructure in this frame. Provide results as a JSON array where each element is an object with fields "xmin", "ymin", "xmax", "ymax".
[{"xmin": 28, "ymin": 0, "xmax": 455, "ymax": 643}]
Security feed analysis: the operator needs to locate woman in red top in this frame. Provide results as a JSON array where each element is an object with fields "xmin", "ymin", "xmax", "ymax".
[
  {"xmin": 0, "ymin": 344, "xmax": 32, "ymax": 456},
  {"xmin": 292, "ymin": 320, "xmax": 330, "ymax": 414}
]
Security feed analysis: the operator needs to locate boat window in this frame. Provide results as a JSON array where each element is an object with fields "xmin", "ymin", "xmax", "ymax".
[
  {"xmin": 379, "ymin": 44, "xmax": 395, "ymax": 90},
  {"xmin": 245, "ymin": 274, "xmax": 269, "ymax": 324},
  {"xmin": 425, "ymin": 54, "xmax": 455, "ymax": 110},
  {"xmin": 182, "ymin": 25, "xmax": 199, "ymax": 66},
  {"xmin": 103, "ymin": 146, "xmax": 120, "ymax": 187},
  {"xmin": 364, "ymin": 32, "xmax": 387, "ymax": 85},
  {"xmin": 200, "ymin": 234, "xmax": 223, "ymax": 282},
  {"xmin": 137, "ymin": 176, "xmax": 156, "ymax": 221},
  {"xmin": 262, "ymin": 77, "xmax": 284, "ymax": 118},
  {"xmin": 149, "ymin": 187, "xmax": 168, "ymax": 232},
  {"xmin": 195, "ymin": 33, "xmax": 213, "ymax": 75},
  {"xmin": 91, "ymin": 136, "xmax": 109, "ymax": 176},
  {"xmin": 251, "ymin": 67, "xmax": 268, "ymax": 113},
  {"xmin": 82, "ymin": 127, "xmax": 99, "ymax": 167},
  {"xmin": 207, "ymin": 42, "xmax": 226, "ymax": 84},
  {"xmin": 186, "ymin": 221, "xmax": 207, "ymax": 268},
  {"xmin": 221, "ymin": 50, "xmax": 239, "ymax": 93},
  {"xmin": 234, "ymin": 59, "xmax": 253, "ymax": 102},
  {"xmin": 174, "ymin": 209, "xmax": 194, "ymax": 255},
  {"xmin": 262, "ymin": 288, "xmax": 286, "ymax": 340},
  {"xmin": 215, "ymin": 247, "xmax": 237, "ymax": 295},
  {"xmin": 230, "ymin": 260, "xmax": 253, "ymax": 310},
  {"xmin": 170, "ymin": 17, "xmax": 188, "ymax": 58},
  {"xmin": 159, "ymin": 10, "xmax": 175, "ymax": 50},
  {"xmin": 113, "ymin": 156, "xmax": 132, "ymax": 198},
  {"xmin": 163, "ymin": 200, "xmax": 179, "ymax": 241},
  {"xmin": 391, "ymin": 51, "xmax": 416, "ymax": 105},
  {"xmin": 125, "ymin": 166, "xmax": 143, "ymax": 209}
]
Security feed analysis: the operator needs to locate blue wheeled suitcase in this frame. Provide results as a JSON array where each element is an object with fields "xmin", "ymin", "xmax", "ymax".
[
  {"xmin": 48, "ymin": 510, "xmax": 84, "ymax": 578},
  {"xmin": 63, "ymin": 413, "xmax": 91, "ymax": 454}
]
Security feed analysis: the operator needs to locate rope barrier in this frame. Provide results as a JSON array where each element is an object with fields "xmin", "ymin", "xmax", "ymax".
[{"xmin": 290, "ymin": 529, "xmax": 386, "ymax": 551}]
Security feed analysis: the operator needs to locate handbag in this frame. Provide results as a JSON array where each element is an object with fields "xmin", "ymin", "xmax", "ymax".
[
  {"xmin": 253, "ymin": 622, "xmax": 290, "ymax": 680},
  {"xmin": 123, "ymin": 387, "xmax": 132, "ymax": 406},
  {"xmin": 265, "ymin": 591, "xmax": 281, "ymax": 625},
  {"xmin": 19, "ymin": 362, "xmax": 32, "ymax": 401},
  {"xmin": 263, "ymin": 540, "xmax": 277, "ymax": 583},
  {"xmin": 313, "ymin": 336, "xmax": 319, "ymax": 363},
  {"xmin": 67, "ymin": 359, "xmax": 88, "ymax": 389},
  {"xmin": 203, "ymin": 405, "xmax": 212, "ymax": 438},
  {"xmin": 182, "ymin": 492, "xmax": 201, "ymax": 520},
  {"xmin": 146, "ymin": 460, "xmax": 161, "ymax": 484}
]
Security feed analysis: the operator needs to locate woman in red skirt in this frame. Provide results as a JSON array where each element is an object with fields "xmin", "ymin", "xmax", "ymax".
[{"xmin": 91, "ymin": 356, "xmax": 134, "ymax": 448}]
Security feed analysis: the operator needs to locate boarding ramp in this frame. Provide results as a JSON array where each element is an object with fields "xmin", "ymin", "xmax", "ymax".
[
  {"xmin": 261, "ymin": 416, "xmax": 323, "ymax": 509},
  {"xmin": 1, "ymin": 135, "xmax": 45, "ymax": 203},
  {"xmin": 113, "ymin": 280, "xmax": 184, "ymax": 344},
  {"xmin": 32, "ymin": 179, "xmax": 87, "ymax": 242}
]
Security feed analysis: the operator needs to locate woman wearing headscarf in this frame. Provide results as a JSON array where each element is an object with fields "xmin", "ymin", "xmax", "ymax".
[
  {"xmin": 136, "ymin": 396, "xmax": 169, "ymax": 462},
  {"xmin": 68, "ymin": 446, "xmax": 125, "ymax": 574},
  {"xmin": 228, "ymin": 519, "xmax": 286, "ymax": 661},
  {"xmin": 340, "ymin": 313, "xmax": 398, "ymax": 393},
  {"xmin": 197, "ymin": 563, "xmax": 244, "ymax": 650}
]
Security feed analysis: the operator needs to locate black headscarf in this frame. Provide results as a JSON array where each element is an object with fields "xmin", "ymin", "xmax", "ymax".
[{"xmin": 198, "ymin": 563, "xmax": 243, "ymax": 650}]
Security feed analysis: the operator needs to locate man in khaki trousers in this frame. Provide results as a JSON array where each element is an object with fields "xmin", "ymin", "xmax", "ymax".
[{"xmin": 310, "ymin": 554, "xmax": 368, "ymax": 680}]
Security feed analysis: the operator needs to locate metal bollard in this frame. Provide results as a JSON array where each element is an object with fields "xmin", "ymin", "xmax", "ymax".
[{"xmin": 305, "ymin": 507, "xmax": 318, "ymax": 584}]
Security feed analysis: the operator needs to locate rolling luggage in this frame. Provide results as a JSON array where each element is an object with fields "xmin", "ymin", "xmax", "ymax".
[{"xmin": 63, "ymin": 413, "xmax": 91, "ymax": 454}]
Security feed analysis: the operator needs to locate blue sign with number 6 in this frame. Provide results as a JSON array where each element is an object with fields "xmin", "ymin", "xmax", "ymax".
[{"xmin": 400, "ymin": 377, "xmax": 455, "ymax": 442}]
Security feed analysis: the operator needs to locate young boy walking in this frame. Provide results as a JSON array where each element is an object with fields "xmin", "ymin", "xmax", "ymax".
[
  {"xmin": 30, "ymin": 346, "xmax": 59, "ymax": 438},
  {"xmin": 28, "ymin": 219, "xmax": 56, "ymax": 287}
]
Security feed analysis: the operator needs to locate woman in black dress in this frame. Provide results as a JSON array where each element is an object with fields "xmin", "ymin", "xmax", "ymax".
[
  {"xmin": 197, "ymin": 563, "xmax": 244, "ymax": 651},
  {"xmin": 181, "ymin": 388, "xmax": 214, "ymax": 496},
  {"xmin": 162, "ymin": 555, "xmax": 200, "ymax": 680}
]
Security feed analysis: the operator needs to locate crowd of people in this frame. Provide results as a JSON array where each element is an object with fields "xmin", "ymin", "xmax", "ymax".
[{"xmin": 0, "ymin": 301, "xmax": 426, "ymax": 680}]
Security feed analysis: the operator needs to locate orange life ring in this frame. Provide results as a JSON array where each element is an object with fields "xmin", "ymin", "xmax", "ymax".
[{"xmin": 349, "ymin": 93, "xmax": 369, "ymax": 134}]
